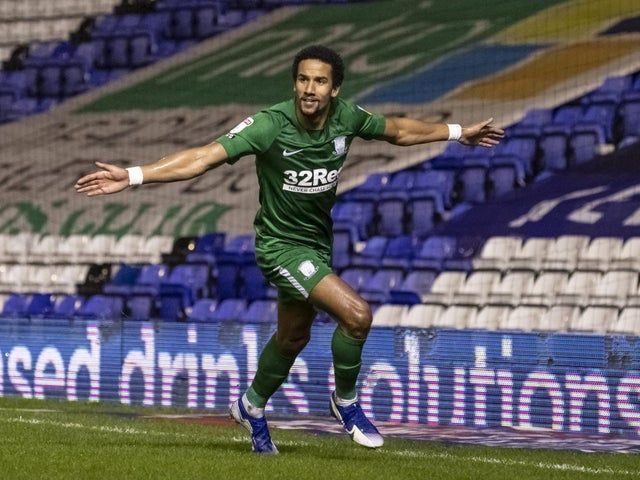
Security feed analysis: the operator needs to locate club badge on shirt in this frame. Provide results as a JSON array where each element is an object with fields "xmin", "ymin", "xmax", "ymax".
[
  {"xmin": 298, "ymin": 260, "xmax": 318, "ymax": 279},
  {"xmin": 333, "ymin": 136, "xmax": 347, "ymax": 156}
]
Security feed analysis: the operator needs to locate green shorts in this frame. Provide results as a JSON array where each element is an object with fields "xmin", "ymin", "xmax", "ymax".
[{"xmin": 256, "ymin": 244, "xmax": 333, "ymax": 302}]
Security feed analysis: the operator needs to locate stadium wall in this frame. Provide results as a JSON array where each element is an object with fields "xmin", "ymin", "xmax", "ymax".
[{"xmin": 1, "ymin": 318, "xmax": 639, "ymax": 437}]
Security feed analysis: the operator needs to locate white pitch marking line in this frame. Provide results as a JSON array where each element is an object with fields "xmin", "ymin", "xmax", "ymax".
[
  {"xmin": 0, "ymin": 415, "xmax": 188, "ymax": 437},
  {"xmin": 385, "ymin": 450, "xmax": 640, "ymax": 477}
]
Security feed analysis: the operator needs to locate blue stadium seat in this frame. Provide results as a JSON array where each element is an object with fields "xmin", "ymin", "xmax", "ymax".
[
  {"xmin": 210, "ymin": 298, "xmax": 247, "ymax": 322},
  {"xmin": 388, "ymin": 270, "xmax": 437, "ymax": 305},
  {"xmin": 553, "ymin": 105, "xmax": 583, "ymax": 127},
  {"xmin": 53, "ymin": 295, "xmax": 83, "ymax": 317},
  {"xmin": 351, "ymin": 235, "xmax": 388, "ymax": 269},
  {"xmin": 494, "ymin": 136, "xmax": 537, "ymax": 177},
  {"xmin": 130, "ymin": 35, "xmax": 156, "ymax": 67},
  {"xmin": 25, "ymin": 294, "xmax": 55, "ymax": 316},
  {"xmin": 407, "ymin": 191, "xmax": 438, "ymax": 237},
  {"xmin": 160, "ymin": 264, "xmax": 210, "ymax": 305},
  {"xmin": 104, "ymin": 265, "xmax": 142, "ymax": 296},
  {"xmin": 488, "ymin": 155, "xmax": 524, "ymax": 198},
  {"xmin": 169, "ymin": 9, "xmax": 195, "ymax": 38},
  {"xmin": 332, "ymin": 222, "xmax": 359, "ymax": 270},
  {"xmin": 386, "ymin": 170, "xmax": 417, "ymax": 191},
  {"xmin": 591, "ymin": 75, "xmax": 633, "ymax": 97},
  {"xmin": 77, "ymin": 295, "xmax": 123, "ymax": 319},
  {"xmin": 188, "ymin": 298, "xmax": 218, "ymax": 322},
  {"xmin": 332, "ymin": 201, "xmax": 374, "ymax": 239},
  {"xmin": 581, "ymin": 101, "xmax": 618, "ymax": 142},
  {"xmin": 186, "ymin": 232, "xmax": 226, "ymax": 264},
  {"xmin": 39, "ymin": 66, "xmax": 62, "ymax": 97},
  {"xmin": 380, "ymin": 235, "xmax": 419, "ymax": 270},
  {"xmin": 107, "ymin": 36, "xmax": 131, "ymax": 68},
  {"xmin": 376, "ymin": 191, "xmax": 407, "ymax": 236},
  {"xmin": 443, "ymin": 236, "xmax": 485, "ymax": 271},
  {"xmin": 216, "ymin": 262, "xmax": 241, "ymax": 300},
  {"xmin": 412, "ymin": 236, "xmax": 456, "ymax": 270},
  {"xmin": 217, "ymin": 234, "xmax": 255, "ymax": 264},
  {"xmin": 519, "ymin": 108, "xmax": 553, "ymax": 128},
  {"xmin": 570, "ymin": 124, "xmax": 605, "ymax": 165},
  {"xmin": 346, "ymin": 173, "xmax": 390, "ymax": 201},
  {"xmin": 126, "ymin": 295, "xmax": 153, "ymax": 320},
  {"xmin": 360, "ymin": 269, "xmax": 404, "ymax": 305},
  {"xmin": 241, "ymin": 300, "xmax": 278, "ymax": 323},
  {"xmin": 241, "ymin": 264, "xmax": 270, "ymax": 301},
  {"xmin": 539, "ymin": 124, "xmax": 570, "ymax": 172},
  {"xmin": 456, "ymin": 157, "xmax": 490, "ymax": 204},
  {"xmin": 412, "ymin": 169, "xmax": 453, "ymax": 208},
  {"xmin": 132, "ymin": 264, "xmax": 170, "ymax": 295},
  {"xmin": 62, "ymin": 65, "xmax": 90, "ymax": 97},
  {"xmin": 1, "ymin": 294, "xmax": 29, "ymax": 317},
  {"xmin": 619, "ymin": 98, "xmax": 640, "ymax": 139},
  {"xmin": 340, "ymin": 267, "xmax": 373, "ymax": 292}
]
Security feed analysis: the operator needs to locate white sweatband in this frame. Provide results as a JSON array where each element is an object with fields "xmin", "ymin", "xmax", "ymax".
[
  {"xmin": 447, "ymin": 123, "xmax": 462, "ymax": 141},
  {"xmin": 126, "ymin": 166, "xmax": 144, "ymax": 186}
]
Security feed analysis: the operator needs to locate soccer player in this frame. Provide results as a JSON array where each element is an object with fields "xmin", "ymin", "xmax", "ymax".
[{"xmin": 75, "ymin": 45, "xmax": 504, "ymax": 454}]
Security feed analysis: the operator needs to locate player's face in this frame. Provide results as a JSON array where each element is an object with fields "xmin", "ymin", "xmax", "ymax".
[{"xmin": 294, "ymin": 59, "xmax": 340, "ymax": 120}]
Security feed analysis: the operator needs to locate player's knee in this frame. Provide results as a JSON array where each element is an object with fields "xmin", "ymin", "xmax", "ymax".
[
  {"xmin": 345, "ymin": 300, "xmax": 372, "ymax": 339},
  {"xmin": 277, "ymin": 334, "xmax": 310, "ymax": 357}
]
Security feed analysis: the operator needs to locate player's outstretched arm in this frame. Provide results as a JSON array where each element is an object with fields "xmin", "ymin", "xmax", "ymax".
[
  {"xmin": 74, "ymin": 142, "xmax": 229, "ymax": 196},
  {"xmin": 380, "ymin": 116, "xmax": 504, "ymax": 147}
]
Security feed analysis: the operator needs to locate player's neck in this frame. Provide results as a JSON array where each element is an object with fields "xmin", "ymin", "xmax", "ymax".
[{"xmin": 295, "ymin": 104, "xmax": 331, "ymax": 131}]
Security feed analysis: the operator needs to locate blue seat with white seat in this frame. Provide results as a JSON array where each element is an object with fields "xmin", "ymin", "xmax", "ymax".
[
  {"xmin": 412, "ymin": 236, "xmax": 457, "ymax": 270},
  {"xmin": 388, "ymin": 270, "xmax": 437, "ymax": 305}
]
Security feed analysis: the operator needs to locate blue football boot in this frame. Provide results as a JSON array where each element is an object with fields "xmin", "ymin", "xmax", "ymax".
[
  {"xmin": 229, "ymin": 398, "xmax": 278, "ymax": 454},
  {"xmin": 330, "ymin": 392, "xmax": 384, "ymax": 448}
]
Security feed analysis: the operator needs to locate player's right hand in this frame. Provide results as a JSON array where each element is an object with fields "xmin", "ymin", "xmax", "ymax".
[{"xmin": 74, "ymin": 161, "xmax": 130, "ymax": 196}]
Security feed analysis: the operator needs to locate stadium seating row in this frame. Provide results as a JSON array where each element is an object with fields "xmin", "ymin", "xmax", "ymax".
[
  {"xmin": 373, "ymin": 303, "xmax": 640, "ymax": 335},
  {"xmin": 336, "ymin": 233, "xmax": 640, "ymax": 273},
  {"xmin": 0, "ymin": 233, "xmax": 173, "ymax": 264},
  {"xmin": 2, "ymin": 292, "xmax": 639, "ymax": 335}
]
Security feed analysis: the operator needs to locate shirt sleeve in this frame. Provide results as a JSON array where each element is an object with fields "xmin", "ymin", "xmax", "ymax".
[
  {"xmin": 216, "ymin": 111, "xmax": 280, "ymax": 164},
  {"xmin": 354, "ymin": 104, "xmax": 386, "ymax": 140}
]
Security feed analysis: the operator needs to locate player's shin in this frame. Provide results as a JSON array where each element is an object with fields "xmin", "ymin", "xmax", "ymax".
[
  {"xmin": 246, "ymin": 334, "xmax": 298, "ymax": 409},
  {"xmin": 331, "ymin": 326, "xmax": 366, "ymax": 402}
]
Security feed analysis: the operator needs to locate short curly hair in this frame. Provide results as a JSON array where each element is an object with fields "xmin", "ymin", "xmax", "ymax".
[{"xmin": 291, "ymin": 45, "xmax": 345, "ymax": 87}]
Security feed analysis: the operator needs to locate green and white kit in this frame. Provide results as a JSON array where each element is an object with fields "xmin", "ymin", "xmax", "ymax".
[{"xmin": 217, "ymin": 98, "xmax": 385, "ymax": 301}]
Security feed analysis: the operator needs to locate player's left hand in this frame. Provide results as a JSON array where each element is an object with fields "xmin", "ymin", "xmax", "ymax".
[{"xmin": 459, "ymin": 118, "xmax": 504, "ymax": 148}]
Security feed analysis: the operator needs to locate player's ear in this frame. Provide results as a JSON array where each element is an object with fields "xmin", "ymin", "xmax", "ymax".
[{"xmin": 331, "ymin": 85, "xmax": 340, "ymax": 98}]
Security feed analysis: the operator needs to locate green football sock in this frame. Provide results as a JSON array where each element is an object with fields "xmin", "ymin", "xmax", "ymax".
[
  {"xmin": 246, "ymin": 334, "xmax": 298, "ymax": 408},
  {"xmin": 331, "ymin": 327, "xmax": 366, "ymax": 401}
]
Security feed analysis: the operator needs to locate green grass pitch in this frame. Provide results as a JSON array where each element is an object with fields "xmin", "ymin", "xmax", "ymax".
[{"xmin": 0, "ymin": 397, "xmax": 637, "ymax": 480}]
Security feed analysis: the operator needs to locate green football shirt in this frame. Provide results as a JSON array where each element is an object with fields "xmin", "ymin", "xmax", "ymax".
[{"xmin": 216, "ymin": 97, "xmax": 385, "ymax": 254}]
